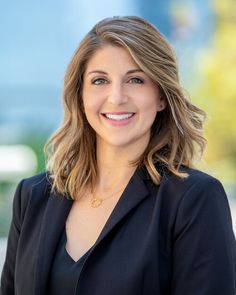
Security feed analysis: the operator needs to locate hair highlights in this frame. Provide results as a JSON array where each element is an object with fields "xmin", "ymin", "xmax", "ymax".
[{"xmin": 45, "ymin": 16, "xmax": 206, "ymax": 200}]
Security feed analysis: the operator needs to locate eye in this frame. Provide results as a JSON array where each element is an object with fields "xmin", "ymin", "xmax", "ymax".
[
  {"xmin": 91, "ymin": 78, "xmax": 108, "ymax": 85},
  {"xmin": 128, "ymin": 77, "xmax": 144, "ymax": 84}
]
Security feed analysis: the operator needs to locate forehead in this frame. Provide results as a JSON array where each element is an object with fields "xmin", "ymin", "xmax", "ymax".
[{"xmin": 84, "ymin": 45, "xmax": 140, "ymax": 73}]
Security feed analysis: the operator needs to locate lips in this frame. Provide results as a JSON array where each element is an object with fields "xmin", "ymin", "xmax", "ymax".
[{"xmin": 101, "ymin": 112, "xmax": 135, "ymax": 121}]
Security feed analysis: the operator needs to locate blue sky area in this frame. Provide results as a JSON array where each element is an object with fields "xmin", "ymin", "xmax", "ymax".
[{"xmin": 0, "ymin": 0, "xmax": 214, "ymax": 141}]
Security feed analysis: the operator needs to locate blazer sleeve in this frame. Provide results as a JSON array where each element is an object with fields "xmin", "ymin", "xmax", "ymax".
[
  {"xmin": 0, "ymin": 180, "xmax": 25, "ymax": 295},
  {"xmin": 170, "ymin": 177, "xmax": 236, "ymax": 295}
]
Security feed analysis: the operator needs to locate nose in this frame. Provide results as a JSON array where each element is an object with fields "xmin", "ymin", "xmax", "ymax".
[{"xmin": 107, "ymin": 82, "xmax": 128, "ymax": 105}]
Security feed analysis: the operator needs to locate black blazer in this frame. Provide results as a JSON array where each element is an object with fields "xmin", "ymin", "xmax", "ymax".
[{"xmin": 1, "ymin": 166, "xmax": 236, "ymax": 295}]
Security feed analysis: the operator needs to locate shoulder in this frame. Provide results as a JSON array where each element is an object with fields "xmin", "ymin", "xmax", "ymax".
[
  {"xmin": 11, "ymin": 172, "xmax": 51, "ymax": 228},
  {"xmin": 162, "ymin": 166, "xmax": 224, "ymax": 195},
  {"xmin": 19, "ymin": 171, "xmax": 50, "ymax": 197},
  {"xmin": 14, "ymin": 171, "xmax": 51, "ymax": 211},
  {"xmin": 21, "ymin": 171, "xmax": 49, "ymax": 189},
  {"xmin": 159, "ymin": 167, "xmax": 233, "ymax": 235},
  {"xmin": 157, "ymin": 166, "xmax": 227, "ymax": 210}
]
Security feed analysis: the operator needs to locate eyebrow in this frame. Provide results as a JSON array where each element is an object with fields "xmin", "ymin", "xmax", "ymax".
[{"xmin": 86, "ymin": 69, "xmax": 144, "ymax": 76}]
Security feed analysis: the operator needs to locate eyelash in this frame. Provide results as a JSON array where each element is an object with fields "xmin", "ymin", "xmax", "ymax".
[
  {"xmin": 129, "ymin": 77, "xmax": 144, "ymax": 84},
  {"xmin": 91, "ymin": 77, "xmax": 144, "ymax": 85},
  {"xmin": 91, "ymin": 78, "xmax": 107, "ymax": 85}
]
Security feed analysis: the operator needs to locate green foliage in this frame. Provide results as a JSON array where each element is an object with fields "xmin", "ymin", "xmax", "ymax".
[
  {"xmin": 0, "ymin": 182, "xmax": 14, "ymax": 236},
  {"xmin": 194, "ymin": 0, "xmax": 236, "ymax": 181},
  {"xmin": 0, "ymin": 130, "xmax": 50, "ymax": 237},
  {"xmin": 21, "ymin": 130, "xmax": 49, "ymax": 173}
]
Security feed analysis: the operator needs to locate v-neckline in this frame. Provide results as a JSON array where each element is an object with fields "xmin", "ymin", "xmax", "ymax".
[
  {"xmin": 34, "ymin": 165, "xmax": 152, "ymax": 295},
  {"xmin": 63, "ymin": 229, "xmax": 92, "ymax": 263}
]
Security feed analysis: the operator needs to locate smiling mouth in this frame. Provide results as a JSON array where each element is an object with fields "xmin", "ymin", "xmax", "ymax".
[{"xmin": 102, "ymin": 113, "xmax": 135, "ymax": 121}]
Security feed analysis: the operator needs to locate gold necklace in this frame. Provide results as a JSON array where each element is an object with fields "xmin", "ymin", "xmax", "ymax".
[{"xmin": 90, "ymin": 187, "xmax": 124, "ymax": 208}]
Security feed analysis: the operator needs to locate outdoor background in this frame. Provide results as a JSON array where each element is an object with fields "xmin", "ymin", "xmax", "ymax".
[{"xmin": 0, "ymin": 0, "xmax": 236, "ymax": 273}]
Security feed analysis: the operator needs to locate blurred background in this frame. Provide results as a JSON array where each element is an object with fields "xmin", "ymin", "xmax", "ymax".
[{"xmin": 0, "ymin": 0, "xmax": 236, "ymax": 271}]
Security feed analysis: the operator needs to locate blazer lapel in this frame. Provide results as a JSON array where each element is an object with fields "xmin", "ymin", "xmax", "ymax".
[
  {"xmin": 93, "ymin": 166, "xmax": 150, "ymax": 248},
  {"xmin": 34, "ymin": 191, "xmax": 73, "ymax": 295},
  {"xmin": 34, "ymin": 165, "xmax": 153, "ymax": 294}
]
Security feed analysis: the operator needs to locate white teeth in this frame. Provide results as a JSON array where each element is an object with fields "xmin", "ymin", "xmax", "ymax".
[{"xmin": 104, "ymin": 113, "xmax": 134, "ymax": 120}]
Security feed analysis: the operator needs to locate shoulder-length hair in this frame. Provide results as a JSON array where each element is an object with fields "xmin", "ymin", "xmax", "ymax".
[{"xmin": 45, "ymin": 16, "xmax": 206, "ymax": 200}]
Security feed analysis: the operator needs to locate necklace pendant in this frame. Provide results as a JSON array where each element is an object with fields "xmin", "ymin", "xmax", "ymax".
[{"xmin": 91, "ymin": 198, "xmax": 103, "ymax": 208}]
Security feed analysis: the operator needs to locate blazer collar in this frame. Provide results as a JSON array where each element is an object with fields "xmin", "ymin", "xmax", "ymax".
[
  {"xmin": 94, "ymin": 165, "xmax": 150, "ymax": 245},
  {"xmin": 34, "ymin": 165, "xmax": 152, "ymax": 295}
]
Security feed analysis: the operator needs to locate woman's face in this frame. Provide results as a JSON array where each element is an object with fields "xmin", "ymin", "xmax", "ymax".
[{"xmin": 82, "ymin": 45, "xmax": 165, "ymax": 151}]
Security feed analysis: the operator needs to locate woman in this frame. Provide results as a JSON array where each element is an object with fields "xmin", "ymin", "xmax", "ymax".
[{"xmin": 1, "ymin": 16, "xmax": 235, "ymax": 295}]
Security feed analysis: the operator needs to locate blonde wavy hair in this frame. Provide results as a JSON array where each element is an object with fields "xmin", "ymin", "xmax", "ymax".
[{"xmin": 45, "ymin": 16, "xmax": 206, "ymax": 200}]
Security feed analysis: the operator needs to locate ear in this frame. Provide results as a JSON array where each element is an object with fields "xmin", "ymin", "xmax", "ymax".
[{"xmin": 157, "ymin": 96, "xmax": 167, "ymax": 112}]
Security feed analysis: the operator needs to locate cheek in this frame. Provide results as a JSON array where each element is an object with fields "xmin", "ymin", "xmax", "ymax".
[
  {"xmin": 83, "ymin": 93, "xmax": 99, "ymax": 114},
  {"xmin": 139, "ymin": 93, "xmax": 159, "ymax": 114},
  {"xmin": 82, "ymin": 86, "xmax": 105, "ymax": 113}
]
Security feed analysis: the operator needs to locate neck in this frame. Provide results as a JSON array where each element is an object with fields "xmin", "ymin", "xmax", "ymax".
[{"xmin": 95, "ymin": 139, "xmax": 148, "ymax": 192}]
